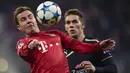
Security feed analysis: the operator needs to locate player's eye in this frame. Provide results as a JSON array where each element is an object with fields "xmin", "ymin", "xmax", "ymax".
[
  {"xmin": 28, "ymin": 14, "xmax": 33, "ymax": 19},
  {"xmin": 20, "ymin": 17, "xmax": 26, "ymax": 22},
  {"xmin": 72, "ymin": 20, "xmax": 78, "ymax": 23},
  {"xmin": 66, "ymin": 21, "xmax": 70, "ymax": 24}
]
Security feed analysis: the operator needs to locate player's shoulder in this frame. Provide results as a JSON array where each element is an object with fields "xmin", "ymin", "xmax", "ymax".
[
  {"xmin": 44, "ymin": 30, "xmax": 66, "ymax": 35},
  {"xmin": 84, "ymin": 36, "xmax": 99, "ymax": 43},
  {"xmin": 17, "ymin": 38, "xmax": 25, "ymax": 43},
  {"xmin": 98, "ymin": 50, "xmax": 113, "ymax": 62},
  {"xmin": 102, "ymin": 54, "xmax": 113, "ymax": 62},
  {"xmin": 44, "ymin": 30, "xmax": 61, "ymax": 33},
  {"xmin": 16, "ymin": 38, "xmax": 26, "ymax": 49},
  {"xmin": 16, "ymin": 37, "xmax": 28, "ymax": 45}
]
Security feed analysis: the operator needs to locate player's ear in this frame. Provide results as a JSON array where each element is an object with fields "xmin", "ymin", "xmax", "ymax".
[
  {"xmin": 82, "ymin": 23, "xmax": 85, "ymax": 29},
  {"xmin": 17, "ymin": 25, "xmax": 21, "ymax": 31}
]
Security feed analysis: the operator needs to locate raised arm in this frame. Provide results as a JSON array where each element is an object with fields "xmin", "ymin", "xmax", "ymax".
[{"xmin": 56, "ymin": 30, "xmax": 115, "ymax": 54}]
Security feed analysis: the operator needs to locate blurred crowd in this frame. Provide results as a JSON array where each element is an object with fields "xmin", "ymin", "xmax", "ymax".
[{"xmin": 0, "ymin": 0, "xmax": 129, "ymax": 73}]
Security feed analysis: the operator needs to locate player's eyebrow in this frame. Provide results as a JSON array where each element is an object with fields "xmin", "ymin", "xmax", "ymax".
[
  {"xmin": 28, "ymin": 14, "xmax": 33, "ymax": 17},
  {"xmin": 19, "ymin": 16, "xmax": 26, "ymax": 22},
  {"xmin": 20, "ymin": 13, "xmax": 33, "ymax": 21}
]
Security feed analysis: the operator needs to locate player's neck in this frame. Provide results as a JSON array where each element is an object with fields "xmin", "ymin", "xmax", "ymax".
[
  {"xmin": 26, "ymin": 30, "xmax": 40, "ymax": 37},
  {"xmin": 77, "ymin": 33, "xmax": 85, "ymax": 42}
]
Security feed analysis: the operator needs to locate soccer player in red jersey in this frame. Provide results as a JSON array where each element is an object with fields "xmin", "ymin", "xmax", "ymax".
[{"xmin": 13, "ymin": 6, "xmax": 115, "ymax": 73}]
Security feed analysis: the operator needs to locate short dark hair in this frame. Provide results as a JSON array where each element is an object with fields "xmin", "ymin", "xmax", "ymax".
[
  {"xmin": 13, "ymin": 6, "xmax": 33, "ymax": 25},
  {"xmin": 64, "ymin": 9, "xmax": 84, "ymax": 25}
]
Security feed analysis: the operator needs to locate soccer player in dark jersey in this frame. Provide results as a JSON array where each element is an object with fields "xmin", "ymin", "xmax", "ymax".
[
  {"xmin": 14, "ymin": 6, "xmax": 115, "ymax": 73},
  {"xmin": 64, "ymin": 9, "xmax": 117, "ymax": 73}
]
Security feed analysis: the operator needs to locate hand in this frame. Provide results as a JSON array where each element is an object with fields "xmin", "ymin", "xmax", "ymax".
[
  {"xmin": 99, "ymin": 38, "xmax": 115, "ymax": 51},
  {"xmin": 28, "ymin": 39, "xmax": 40, "ymax": 49},
  {"xmin": 75, "ymin": 61, "xmax": 96, "ymax": 73}
]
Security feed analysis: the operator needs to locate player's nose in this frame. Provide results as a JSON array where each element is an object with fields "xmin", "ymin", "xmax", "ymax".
[
  {"xmin": 26, "ymin": 17, "xmax": 32, "ymax": 22},
  {"xmin": 69, "ymin": 26, "xmax": 74, "ymax": 28},
  {"xmin": 69, "ymin": 23, "xmax": 74, "ymax": 28}
]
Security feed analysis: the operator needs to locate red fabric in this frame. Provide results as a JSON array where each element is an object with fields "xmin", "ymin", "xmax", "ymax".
[{"xmin": 16, "ymin": 30, "xmax": 100, "ymax": 73}]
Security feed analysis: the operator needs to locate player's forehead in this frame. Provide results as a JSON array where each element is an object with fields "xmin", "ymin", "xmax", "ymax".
[
  {"xmin": 17, "ymin": 10, "xmax": 33, "ymax": 19},
  {"xmin": 65, "ymin": 15, "xmax": 80, "ymax": 21}
]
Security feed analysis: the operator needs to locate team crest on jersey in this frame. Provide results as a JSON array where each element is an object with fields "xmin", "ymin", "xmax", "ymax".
[{"xmin": 18, "ymin": 43, "xmax": 24, "ymax": 49}]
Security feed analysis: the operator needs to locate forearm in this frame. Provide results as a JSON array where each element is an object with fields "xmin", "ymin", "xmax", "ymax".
[
  {"xmin": 70, "ymin": 39, "xmax": 102, "ymax": 54},
  {"xmin": 59, "ymin": 30, "xmax": 102, "ymax": 54},
  {"xmin": 95, "ymin": 65, "xmax": 117, "ymax": 73}
]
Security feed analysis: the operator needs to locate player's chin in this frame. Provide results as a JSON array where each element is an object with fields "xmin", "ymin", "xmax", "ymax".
[
  {"xmin": 71, "ymin": 34, "xmax": 78, "ymax": 39},
  {"xmin": 26, "ymin": 29, "xmax": 36, "ymax": 34}
]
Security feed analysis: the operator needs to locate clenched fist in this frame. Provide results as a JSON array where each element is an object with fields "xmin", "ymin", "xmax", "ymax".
[{"xmin": 28, "ymin": 39, "xmax": 40, "ymax": 49}]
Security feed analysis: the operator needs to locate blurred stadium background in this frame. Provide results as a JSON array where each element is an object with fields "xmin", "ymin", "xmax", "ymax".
[{"xmin": 0, "ymin": 0, "xmax": 130, "ymax": 73}]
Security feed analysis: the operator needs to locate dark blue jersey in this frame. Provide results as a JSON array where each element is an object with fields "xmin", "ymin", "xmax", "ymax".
[{"xmin": 64, "ymin": 36, "xmax": 117, "ymax": 73}]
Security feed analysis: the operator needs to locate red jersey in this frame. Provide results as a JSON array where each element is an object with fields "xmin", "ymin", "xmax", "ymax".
[{"xmin": 16, "ymin": 30, "xmax": 100, "ymax": 73}]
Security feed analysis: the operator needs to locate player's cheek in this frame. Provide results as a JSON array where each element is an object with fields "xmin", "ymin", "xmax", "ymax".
[{"xmin": 76, "ymin": 25, "xmax": 82, "ymax": 31}]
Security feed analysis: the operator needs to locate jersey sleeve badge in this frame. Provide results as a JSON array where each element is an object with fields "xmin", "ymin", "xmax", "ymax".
[{"xmin": 17, "ymin": 42, "xmax": 24, "ymax": 49}]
